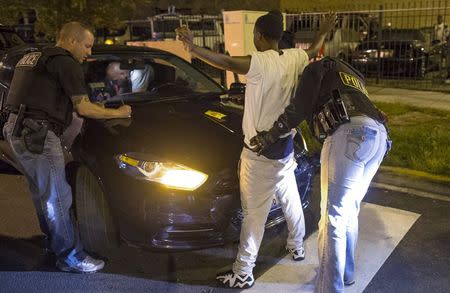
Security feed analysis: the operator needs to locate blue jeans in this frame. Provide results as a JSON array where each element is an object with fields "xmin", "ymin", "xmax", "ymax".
[
  {"xmin": 3, "ymin": 115, "xmax": 86, "ymax": 264},
  {"xmin": 314, "ymin": 116, "xmax": 389, "ymax": 293}
]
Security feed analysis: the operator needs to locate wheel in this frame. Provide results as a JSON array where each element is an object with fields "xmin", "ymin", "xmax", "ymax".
[
  {"xmin": 74, "ymin": 166, "xmax": 118, "ymax": 254},
  {"xmin": 294, "ymin": 155, "xmax": 317, "ymax": 208}
]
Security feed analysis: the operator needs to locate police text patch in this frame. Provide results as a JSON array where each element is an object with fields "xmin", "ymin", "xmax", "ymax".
[
  {"xmin": 339, "ymin": 72, "xmax": 369, "ymax": 97},
  {"xmin": 16, "ymin": 52, "xmax": 42, "ymax": 68}
]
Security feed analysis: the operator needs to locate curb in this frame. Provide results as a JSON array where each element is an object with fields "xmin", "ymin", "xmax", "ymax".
[{"xmin": 371, "ymin": 166, "xmax": 450, "ymax": 201}]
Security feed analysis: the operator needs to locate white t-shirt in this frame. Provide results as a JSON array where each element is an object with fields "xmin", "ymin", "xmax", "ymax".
[
  {"xmin": 130, "ymin": 65, "xmax": 154, "ymax": 92},
  {"xmin": 434, "ymin": 23, "xmax": 449, "ymax": 43},
  {"xmin": 243, "ymin": 48, "xmax": 309, "ymax": 146}
]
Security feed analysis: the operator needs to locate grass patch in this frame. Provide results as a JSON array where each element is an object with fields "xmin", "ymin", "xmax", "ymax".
[
  {"xmin": 375, "ymin": 101, "xmax": 450, "ymax": 176},
  {"xmin": 298, "ymin": 102, "xmax": 450, "ymax": 177}
]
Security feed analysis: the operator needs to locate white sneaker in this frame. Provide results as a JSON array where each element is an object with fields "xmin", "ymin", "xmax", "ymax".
[
  {"xmin": 56, "ymin": 255, "xmax": 105, "ymax": 274},
  {"xmin": 216, "ymin": 269, "xmax": 254, "ymax": 289},
  {"xmin": 287, "ymin": 246, "xmax": 305, "ymax": 261}
]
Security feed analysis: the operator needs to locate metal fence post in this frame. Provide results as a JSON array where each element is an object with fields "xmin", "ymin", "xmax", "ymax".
[
  {"xmin": 376, "ymin": 5, "xmax": 383, "ymax": 84},
  {"xmin": 201, "ymin": 14, "xmax": 206, "ymax": 48}
]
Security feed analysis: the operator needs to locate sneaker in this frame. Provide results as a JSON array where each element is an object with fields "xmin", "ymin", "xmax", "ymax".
[
  {"xmin": 287, "ymin": 246, "xmax": 305, "ymax": 261},
  {"xmin": 216, "ymin": 270, "xmax": 254, "ymax": 289},
  {"xmin": 344, "ymin": 279, "xmax": 356, "ymax": 286},
  {"xmin": 56, "ymin": 255, "xmax": 105, "ymax": 274}
]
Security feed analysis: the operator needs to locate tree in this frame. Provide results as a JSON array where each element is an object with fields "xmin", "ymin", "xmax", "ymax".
[{"xmin": 0, "ymin": 0, "xmax": 153, "ymax": 39}]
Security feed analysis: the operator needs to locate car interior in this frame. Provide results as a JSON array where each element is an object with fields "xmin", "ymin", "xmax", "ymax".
[{"xmin": 84, "ymin": 59, "xmax": 177, "ymax": 102}]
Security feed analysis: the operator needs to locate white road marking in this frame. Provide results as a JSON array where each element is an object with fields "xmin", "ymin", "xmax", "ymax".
[{"xmin": 240, "ymin": 203, "xmax": 420, "ymax": 292}]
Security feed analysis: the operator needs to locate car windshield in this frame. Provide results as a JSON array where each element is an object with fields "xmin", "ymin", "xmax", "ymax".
[{"xmin": 84, "ymin": 52, "xmax": 224, "ymax": 104}]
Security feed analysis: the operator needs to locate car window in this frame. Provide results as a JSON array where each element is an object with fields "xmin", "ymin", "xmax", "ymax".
[
  {"xmin": 84, "ymin": 53, "xmax": 223, "ymax": 104},
  {"xmin": 131, "ymin": 25, "xmax": 152, "ymax": 38},
  {"xmin": 379, "ymin": 30, "xmax": 426, "ymax": 42},
  {"xmin": 153, "ymin": 19, "xmax": 180, "ymax": 33}
]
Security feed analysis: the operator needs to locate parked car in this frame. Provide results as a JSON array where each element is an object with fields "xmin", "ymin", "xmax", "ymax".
[
  {"xmin": 288, "ymin": 13, "xmax": 371, "ymax": 60},
  {"xmin": 351, "ymin": 28, "xmax": 432, "ymax": 78},
  {"xmin": 0, "ymin": 45, "xmax": 319, "ymax": 254},
  {"xmin": 0, "ymin": 25, "xmax": 25, "ymax": 57}
]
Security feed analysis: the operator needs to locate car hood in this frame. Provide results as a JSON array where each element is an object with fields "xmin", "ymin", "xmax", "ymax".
[{"xmin": 92, "ymin": 97, "xmax": 244, "ymax": 174}]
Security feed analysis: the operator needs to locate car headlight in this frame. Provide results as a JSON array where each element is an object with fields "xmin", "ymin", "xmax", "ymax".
[{"xmin": 116, "ymin": 154, "xmax": 208, "ymax": 191}]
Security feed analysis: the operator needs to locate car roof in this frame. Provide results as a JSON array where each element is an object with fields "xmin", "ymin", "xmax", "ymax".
[{"xmin": 92, "ymin": 44, "xmax": 173, "ymax": 55}]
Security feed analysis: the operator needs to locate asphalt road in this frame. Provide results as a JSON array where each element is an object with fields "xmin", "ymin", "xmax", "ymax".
[{"xmin": 0, "ymin": 173, "xmax": 448, "ymax": 293}]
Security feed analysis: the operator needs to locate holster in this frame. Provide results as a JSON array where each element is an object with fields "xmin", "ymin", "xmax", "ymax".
[
  {"xmin": 313, "ymin": 90, "xmax": 350, "ymax": 142},
  {"xmin": 22, "ymin": 118, "xmax": 48, "ymax": 154},
  {"xmin": 12, "ymin": 104, "xmax": 27, "ymax": 137}
]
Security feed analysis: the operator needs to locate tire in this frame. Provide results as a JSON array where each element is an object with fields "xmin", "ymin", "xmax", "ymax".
[
  {"xmin": 74, "ymin": 166, "xmax": 118, "ymax": 254},
  {"xmin": 0, "ymin": 160, "xmax": 21, "ymax": 175}
]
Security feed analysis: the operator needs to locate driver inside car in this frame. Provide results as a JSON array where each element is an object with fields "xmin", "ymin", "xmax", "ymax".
[
  {"xmin": 90, "ymin": 61, "xmax": 131, "ymax": 102},
  {"xmin": 104, "ymin": 61, "xmax": 131, "ymax": 97},
  {"xmin": 130, "ymin": 64, "xmax": 154, "ymax": 93}
]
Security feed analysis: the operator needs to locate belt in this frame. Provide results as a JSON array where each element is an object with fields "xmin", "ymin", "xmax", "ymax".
[
  {"xmin": 32, "ymin": 119, "xmax": 64, "ymax": 137},
  {"xmin": 9, "ymin": 112, "xmax": 64, "ymax": 136}
]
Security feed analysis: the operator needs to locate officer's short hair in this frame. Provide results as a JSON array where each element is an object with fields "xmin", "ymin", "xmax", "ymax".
[
  {"xmin": 57, "ymin": 22, "xmax": 93, "ymax": 42},
  {"xmin": 255, "ymin": 10, "xmax": 283, "ymax": 41}
]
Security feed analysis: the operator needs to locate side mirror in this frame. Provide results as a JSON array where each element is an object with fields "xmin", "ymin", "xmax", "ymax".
[
  {"xmin": 228, "ymin": 82, "xmax": 245, "ymax": 95},
  {"xmin": 227, "ymin": 82, "xmax": 245, "ymax": 105}
]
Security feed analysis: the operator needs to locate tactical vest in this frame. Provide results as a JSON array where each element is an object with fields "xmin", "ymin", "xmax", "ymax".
[
  {"xmin": 316, "ymin": 57, "xmax": 385, "ymax": 124},
  {"xmin": 6, "ymin": 47, "xmax": 75, "ymax": 129}
]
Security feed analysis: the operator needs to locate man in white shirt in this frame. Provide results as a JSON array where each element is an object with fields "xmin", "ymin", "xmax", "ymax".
[{"xmin": 177, "ymin": 11, "xmax": 336, "ymax": 289}]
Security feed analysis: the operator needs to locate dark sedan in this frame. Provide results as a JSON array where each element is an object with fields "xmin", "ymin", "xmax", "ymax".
[
  {"xmin": 0, "ymin": 45, "xmax": 319, "ymax": 254},
  {"xmin": 351, "ymin": 28, "xmax": 430, "ymax": 78}
]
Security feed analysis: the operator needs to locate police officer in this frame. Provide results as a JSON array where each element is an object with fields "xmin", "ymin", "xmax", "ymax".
[
  {"xmin": 177, "ymin": 11, "xmax": 336, "ymax": 289},
  {"xmin": 2, "ymin": 22, "xmax": 131, "ymax": 273},
  {"xmin": 250, "ymin": 57, "xmax": 391, "ymax": 293}
]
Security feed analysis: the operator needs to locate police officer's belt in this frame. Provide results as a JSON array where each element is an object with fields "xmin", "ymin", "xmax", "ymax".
[
  {"xmin": 7, "ymin": 107, "xmax": 64, "ymax": 136},
  {"xmin": 312, "ymin": 90, "xmax": 385, "ymax": 142}
]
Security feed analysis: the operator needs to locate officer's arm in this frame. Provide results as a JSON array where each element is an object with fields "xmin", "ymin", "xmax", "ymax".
[
  {"xmin": 71, "ymin": 95, "xmax": 131, "ymax": 119},
  {"xmin": 249, "ymin": 61, "xmax": 325, "ymax": 152},
  {"xmin": 305, "ymin": 12, "xmax": 336, "ymax": 59},
  {"xmin": 283, "ymin": 61, "xmax": 325, "ymax": 128},
  {"xmin": 176, "ymin": 26, "xmax": 251, "ymax": 75}
]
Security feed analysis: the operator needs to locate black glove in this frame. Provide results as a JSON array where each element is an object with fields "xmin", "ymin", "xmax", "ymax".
[{"xmin": 249, "ymin": 129, "xmax": 279, "ymax": 155}]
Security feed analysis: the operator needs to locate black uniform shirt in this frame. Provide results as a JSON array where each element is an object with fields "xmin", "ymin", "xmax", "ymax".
[
  {"xmin": 6, "ymin": 46, "xmax": 87, "ymax": 127},
  {"xmin": 46, "ymin": 49, "xmax": 87, "ymax": 98},
  {"xmin": 283, "ymin": 57, "xmax": 377, "ymax": 130}
]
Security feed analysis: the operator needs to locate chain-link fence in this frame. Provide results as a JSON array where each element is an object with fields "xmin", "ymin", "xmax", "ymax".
[
  {"xmin": 286, "ymin": 3, "xmax": 450, "ymax": 92},
  {"xmin": 110, "ymin": 4, "xmax": 450, "ymax": 92}
]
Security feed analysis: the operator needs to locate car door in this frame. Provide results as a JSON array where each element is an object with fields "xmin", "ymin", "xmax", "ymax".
[{"xmin": 0, "ymin": 82, "xmax": 23, "ymax": 172}]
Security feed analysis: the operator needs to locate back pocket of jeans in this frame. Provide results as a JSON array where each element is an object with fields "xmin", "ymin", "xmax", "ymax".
[{"xmin": 345, "ymin": 127, "xmax": 377, "ymax": 163}]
